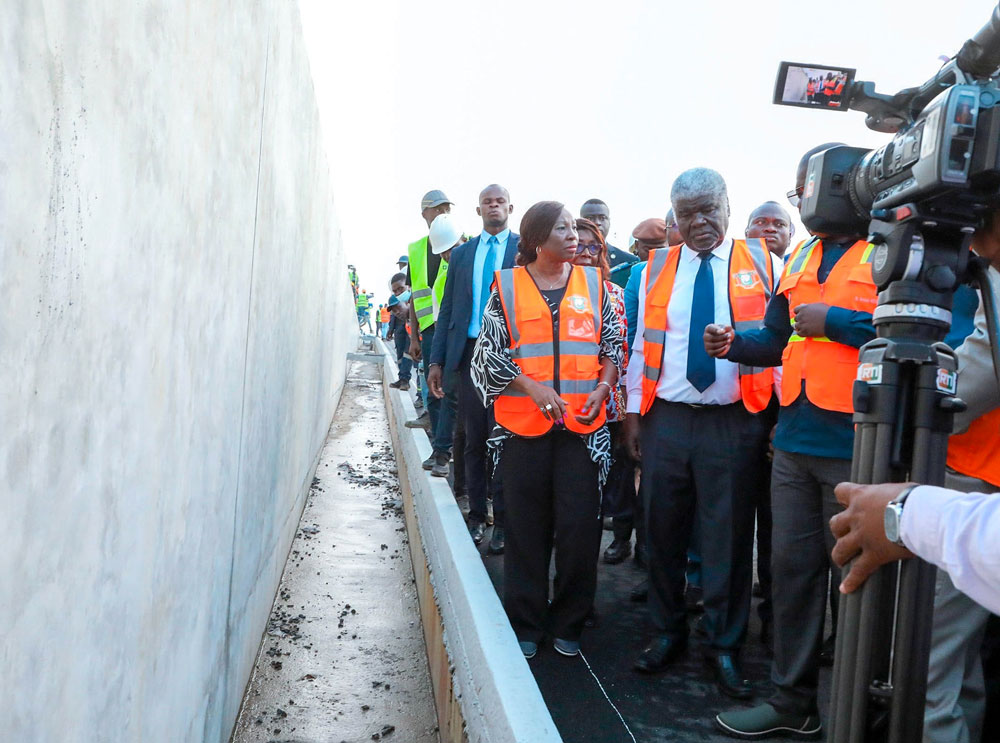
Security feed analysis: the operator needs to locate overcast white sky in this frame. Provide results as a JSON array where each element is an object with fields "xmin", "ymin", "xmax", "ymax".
[{"xmin": 299, "ymin": 0, "xmax": 998, "ymax": 302}]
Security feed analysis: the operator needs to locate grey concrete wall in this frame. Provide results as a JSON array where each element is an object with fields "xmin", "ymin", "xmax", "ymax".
[{"xmin": 0, "ymin": 2, "xmax": 357, "ymax": 741}]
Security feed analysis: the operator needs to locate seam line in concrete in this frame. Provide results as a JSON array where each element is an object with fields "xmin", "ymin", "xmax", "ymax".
[{"xmin": 222, "ymin": 20, "xmax": 271, "ymax": 741}]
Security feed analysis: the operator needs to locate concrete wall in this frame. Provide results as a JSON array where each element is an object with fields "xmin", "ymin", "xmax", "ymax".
[{"xmin": 0, "ymin": 2, "xmax": 357, "ymax": 741}]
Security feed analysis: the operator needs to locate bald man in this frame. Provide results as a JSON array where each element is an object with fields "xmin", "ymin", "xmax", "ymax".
[{"xmin": 745, "ymin": 201, "xmax": 794, "ymax": 259}]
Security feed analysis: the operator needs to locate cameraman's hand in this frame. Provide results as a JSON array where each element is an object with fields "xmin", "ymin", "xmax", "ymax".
[
  {"xmin": 704, "ymin": 324, "xmax": 734, "ymax": 358},
  {"xmin": 830, "ymin": 481, "xmax": 916, "ymax": 595},
  {"xmin": 428, "ymin": 364, "xmax": 445, "ymax": 399},
  {"xmin": 623, "ymin": 413, "xmax": 641, "ymax": 461},
  {"xmin": 792, "ymin": 303, "xmax": 830, "ymax": 337}
]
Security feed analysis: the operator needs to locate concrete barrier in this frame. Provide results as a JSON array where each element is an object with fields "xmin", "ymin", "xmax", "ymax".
[
  {"xmin": 0, "ymin": 2, "xmax": 356, "ymax": 741},
  {"xmin": 378, "ymin": 341, "xmax": 562, "ymax": 743}
]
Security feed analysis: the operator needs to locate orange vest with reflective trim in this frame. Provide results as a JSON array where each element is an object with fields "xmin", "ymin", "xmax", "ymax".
[
  {"xmin": 777, "ymin": 238, "xmax": 878, "ymax": 413},
  {"xmin": 947, "ymin": 408, "xmax": 1000, "ymax": 488},
  {"xmin": 493, "ymin": 265, "xmax": 606, "ymax": 437},
  {"xmin": 639, "ymin": 239, "xmax": 775, "ymax": 416}
]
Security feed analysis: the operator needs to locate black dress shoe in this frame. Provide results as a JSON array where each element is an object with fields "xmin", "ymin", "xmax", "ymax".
[
  {"xmin": 633, "ymin": 636, "xmax": 687, "ymax": 674},
  {"xmin": 629, "ymin": 580, "xmax": 648, "ymax": 603},
  {"xmin": 468, "ymin": 521, "xmax": 486, "ymax": 544},
  {"xmin": 603, "ymin": 538, "xmax": 632, "ymax": 564},
  {"xmin": 487, "ymin": 526, "xmax": 505, "ymax": 555},
  {"xmin": 706, "ymin": 654, "xmax": 753, "ymax": 700}
]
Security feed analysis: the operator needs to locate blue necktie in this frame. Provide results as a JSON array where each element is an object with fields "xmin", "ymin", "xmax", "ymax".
[
  {"xmin": 687, "ymin": 252, "xmax": 716, "ymax": 392},
  {"xmin": 479, "ymin": 236, "xmax": 498, "ymax": 315}
]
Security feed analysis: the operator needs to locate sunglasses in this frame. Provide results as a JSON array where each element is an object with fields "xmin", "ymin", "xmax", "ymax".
[
  {"xmin": 576, "ymin": 243, "xmax": 602, "ymax": 256},
  {"xmin": 786, "ymin": 186, "xmax": 804, "ymax": 208}
]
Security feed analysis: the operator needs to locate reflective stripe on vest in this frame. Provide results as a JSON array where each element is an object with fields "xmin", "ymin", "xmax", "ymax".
[
  {"xmin": 947, "ymin": 407, "xmax": 1000, "ymax": 488},
  {"xmin": 408, "ymin": 236, "xmax": 449, "ymax": 331},
  {"xmin": 639, "ymin": 240, "xmax": 774, "ymax": 415},
  {"xmin": 494, "ymin": 265, "xmax": 606, "ymax": 437},
  {"xmin": 777, "ymin": 239, "xmax": 878, "ymax": 413}
]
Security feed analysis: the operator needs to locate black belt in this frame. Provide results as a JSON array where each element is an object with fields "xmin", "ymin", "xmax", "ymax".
[{"xmin": 659, "ymin": 399, "xmax": 741, "ymax": 410}]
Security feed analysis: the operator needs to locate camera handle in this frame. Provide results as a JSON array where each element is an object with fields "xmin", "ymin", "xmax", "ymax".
[{"xmin": 829, "ymin": 220, "xmax": 971, "ymax": 743}]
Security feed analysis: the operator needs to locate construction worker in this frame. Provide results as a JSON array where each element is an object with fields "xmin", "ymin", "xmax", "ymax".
[
  {"xmin": 710, "ymin": 144, "xmax": 878, "ymax": 740},
  {"xmin": 355, "ymin": 289, "xmax": 372, "ymax": 333},
  {"xmin": 404, "ymin": 190, "xmax": 457, "ymax": 471},
  {"xmin": 625, "ymin": 168, "xmax": 781, "ymax": 699},
  {"xmin": 379, "ymin": 304, "xmax": 390, "ymax": 338}
]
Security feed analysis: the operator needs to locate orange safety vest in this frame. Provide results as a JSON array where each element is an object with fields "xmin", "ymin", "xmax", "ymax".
[
  {"xmin": 777, "ymin": 238, "xmax": 878, "ymax": 413},
  {"xmin": 824, "ymin": 79, "xmax": 836, "ymax": 94},
  {"xmin": 493, "ymin": 265, "xmax": 606, "ymax": 437},
  {"xmin": 807, "ymin": 81, "xmax": 816, "ymax": 95},
  {"xmin": 947, "ymin": 408, "xmax": 1000, "ymax": 488},
  {"xmin": 380, "ymin": 307, "xmax": 390, "ymax": 323},
  {"xmin": 639, "ymin": 239, "xmax": 776, "ymax": 416}
]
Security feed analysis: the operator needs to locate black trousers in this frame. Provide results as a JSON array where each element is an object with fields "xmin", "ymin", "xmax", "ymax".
[
  {"xmin": 768, "ymin": 449, "xmax": 850, "ymax": 715},
  {"xmin": 501, "ymin": 430, "xmax": 602, "ymax": 643},
  {"xmin": 458, "ymin": 339, "xmax": 503, "ymax": 526},
  {"xmin": 640, "ymin": 399, "xmax": 768, "ymax": 653}
]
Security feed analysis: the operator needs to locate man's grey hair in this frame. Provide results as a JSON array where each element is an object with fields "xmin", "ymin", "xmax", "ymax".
[{"xmin": 670, "ymin": 168, "xmax": 728, "ymax": 209}]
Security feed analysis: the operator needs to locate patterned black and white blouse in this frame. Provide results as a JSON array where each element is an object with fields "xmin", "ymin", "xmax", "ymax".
[{"xmin": 471, "ymin": 283, "xmax": 625, "ymax": 486}]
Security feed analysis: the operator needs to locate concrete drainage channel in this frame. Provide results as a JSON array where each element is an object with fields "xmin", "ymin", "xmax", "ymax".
[{"xmin": 378, "ymin": 339, "xmax": 562, "ymax": 743}]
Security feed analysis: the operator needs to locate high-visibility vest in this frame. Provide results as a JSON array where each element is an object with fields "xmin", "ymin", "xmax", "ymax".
[
  {"xmin": 947, "ymin": 408, "xmax": 1000, "ymax": 488},
  {"xmin": 356, "ymin": 293, "xmax": 369, "ymax": 310},
  {"xmin": 380, "ymin": 307, "xmax": 390, "ymax": 323},
  {"xmin": 824, "ymin": 79, "xmax": 836, "ymax": 94},
  {"xmin": 639, "ymin": 239, "xmax": 776, "ymax": 416},
  {"xmin": 493, "ymin": 265, "xmax": 606, "ymax": 437},
  {"xmin": 408, "ymin": 236, "xmax": 448, "ymax": 332},
  {"xmin": 807, "ymin": 81, "xmax": 815, "ymax": 95},
  {"xmin": 777, "ymin": 238, "xmax": 878, "ymax": 413}
]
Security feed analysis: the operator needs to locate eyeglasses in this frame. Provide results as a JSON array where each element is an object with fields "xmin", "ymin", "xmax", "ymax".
[
  {"xmin": 786, "ymin": 186, "xmax": 804, "ymax": 208},
  {"xmin": 576, "ymin": 243, "xmax": 602, "ymax": 256}
]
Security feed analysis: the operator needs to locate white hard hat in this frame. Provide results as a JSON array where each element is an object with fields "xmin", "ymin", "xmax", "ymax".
[{"xmin": 429, "ymin": 213, "xmax": 462, "ymax": 255}]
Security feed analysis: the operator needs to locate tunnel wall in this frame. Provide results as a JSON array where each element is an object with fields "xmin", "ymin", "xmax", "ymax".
[{"xmin": 0, "ymin": 2, "xmax": 357, "ymax": 741}]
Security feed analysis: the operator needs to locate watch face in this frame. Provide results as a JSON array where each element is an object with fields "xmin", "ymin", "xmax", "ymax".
[{"xmin": 884, "ymin": 505, "xmax": 900, "ymax": 545}]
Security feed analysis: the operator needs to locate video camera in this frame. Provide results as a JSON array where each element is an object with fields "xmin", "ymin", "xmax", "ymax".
[{"xmin": 773, "ymin": 6, "xmax": 1000, "ymax": 331}]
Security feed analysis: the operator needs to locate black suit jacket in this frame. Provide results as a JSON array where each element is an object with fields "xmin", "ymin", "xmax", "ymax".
[{"xmin": 430, "ymin": 232, "xmax": 520, "ymax": 371}]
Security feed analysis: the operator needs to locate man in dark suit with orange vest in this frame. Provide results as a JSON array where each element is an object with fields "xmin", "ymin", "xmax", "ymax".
[
  {"xmin": 624, "ymin": 168, "xmax": 781, "ymax": 698},
  {"xmin": 709, "ymin": 144, "xmax": 879, "ymax": 740}
]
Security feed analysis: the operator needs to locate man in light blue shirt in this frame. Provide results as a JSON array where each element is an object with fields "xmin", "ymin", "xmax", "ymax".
[{"xmin": 429, "ymin": 185, "xmax": 520, "ymax": 554}]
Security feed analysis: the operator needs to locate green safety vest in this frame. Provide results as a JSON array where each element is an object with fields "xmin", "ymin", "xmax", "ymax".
[
  {"xmin": 407, "ymin": 236, "xmax": 449, "ymax": 331},
  {"xmin": 356, "ymin": 293, "xmax": 369, "ymax": 310}
]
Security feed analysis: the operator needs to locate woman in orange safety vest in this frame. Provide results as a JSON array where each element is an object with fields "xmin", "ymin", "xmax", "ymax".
[{"xmin": 471, "ymin": 201, "xmax": 624, "ymax": 660}]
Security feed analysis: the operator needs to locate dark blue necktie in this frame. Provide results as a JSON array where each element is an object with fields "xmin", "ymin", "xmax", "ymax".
[
  {"xmin": 480, "ymin": 235, "xmax": 498, "ymax": 314},
  {"xmin": 687, "ymin": 252, "xmax": 716, "ymax": 392}
]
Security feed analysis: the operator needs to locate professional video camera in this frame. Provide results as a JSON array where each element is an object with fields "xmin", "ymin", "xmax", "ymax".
[
  {"xmin": 771, "ymin": 6, "xmax": 1000, "ymax": 743},
  {"xmin": 774, "ymin": 7, "xmax": 1000, "ymax": 337}
]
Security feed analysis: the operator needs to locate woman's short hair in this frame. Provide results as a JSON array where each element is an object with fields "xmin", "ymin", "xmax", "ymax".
[
  {"xmin": 575, "ymin": 218, "xmax": 610, "ymax": 281},
  {"xmin": 517, "ymin": 201, "xmax": 566, "ymax": 265}
]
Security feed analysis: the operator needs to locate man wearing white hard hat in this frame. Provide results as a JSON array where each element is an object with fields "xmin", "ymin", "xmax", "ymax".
[{"xmin": 417, "ymin": 212, "xmax": 463, "ymax": 478}]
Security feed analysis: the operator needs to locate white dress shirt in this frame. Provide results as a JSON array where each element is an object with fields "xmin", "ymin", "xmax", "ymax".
[
  {"xmin": 901, "ymin": 485, "xmax": 1000, "ymax": 614},
  {"xmin": 628, "ymin": 239, "xmax": 761, "ymax": 411}
]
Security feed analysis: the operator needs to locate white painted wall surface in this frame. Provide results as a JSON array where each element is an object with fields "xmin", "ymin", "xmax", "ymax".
[{"xmin": 0, "ymin": 2, "xmax": 357, "ymax": 741}]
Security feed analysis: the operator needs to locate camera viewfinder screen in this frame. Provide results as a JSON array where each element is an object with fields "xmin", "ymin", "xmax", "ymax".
[{"xmin": 773, "ymin": 62, "xmax": 855, "ymax": 111}]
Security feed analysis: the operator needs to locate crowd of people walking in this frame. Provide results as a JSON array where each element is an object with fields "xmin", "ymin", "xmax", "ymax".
[{"xmin": 374, "ymin": 147, "xmax": 999, "ymax": 741}]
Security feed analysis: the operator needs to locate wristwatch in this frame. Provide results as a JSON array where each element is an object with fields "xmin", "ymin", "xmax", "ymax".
[{"xmin": 883, "ymin": 485, "xmax": 918, "ymax": 547}]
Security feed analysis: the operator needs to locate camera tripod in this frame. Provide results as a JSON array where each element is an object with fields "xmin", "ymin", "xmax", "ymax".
[{"xmin": 828, "ymin": 210, "xmax": 1000, "ymax": 742}]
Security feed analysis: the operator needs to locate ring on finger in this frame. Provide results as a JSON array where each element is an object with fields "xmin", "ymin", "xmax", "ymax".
[{"xmin": 544, "ymin": 403, "xmax": 553, "ymax": 411}]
